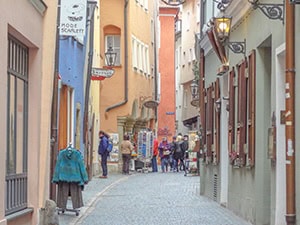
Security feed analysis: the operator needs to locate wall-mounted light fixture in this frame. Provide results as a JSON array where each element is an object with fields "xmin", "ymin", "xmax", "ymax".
[
  {"xmin": 190, "ymin": 80, "xmax": 199, "ymax": 107},
  {"xmin": 248, "ymin": 0, "xmax": 285, "ymax": 23},
  {"xmin": 105, "ymin": 46, "xmax": 117, "ymax": 67},
  {"xmin": 190, "ymin": 80, "xmax": 199, "ymax": 99},
  {"xmin": 160, "ymin": 0, "xmax": 185, "ymax": 6},
  {"xmin": 213, "ymin": 16, "xmax": 246, "ymax": 56}
]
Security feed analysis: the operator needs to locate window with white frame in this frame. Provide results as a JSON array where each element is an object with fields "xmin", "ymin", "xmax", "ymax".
[
  {"xmin": 145, "ymin": 46, "xmax": 150, "ymax": 75},
  {"xmin": 144, "ymin": 0, "xmax": 148, "ymax": 11},
  {"xmin": 186, "ymin": 12, "xmax": 190, "ymax": 31},
  {"xmin": 151, "ymin": 19, "xmax": 154, "ymax": 44},
  {"xmin": 105, "ymin": 35, "xmax": 121, "ymax": 66},
  {"xmin": 196, "ymin": 2, "xmax": 200, "ymax": 23},
  {"xmin": 132, "ymin": 36, "xmax": 150, "ymax": 75},
  {"xmin": 132, "ymin": 37, "xmax": 138, "ymax": 68},
  {"xmin": 189, "ymin": 48, "xmax": 196, "ymax": 62},
  {"xmin": 141, "ymin": 44, "xmax": 145, "ymax": 72},
  {"xmin": 184, "ymin": 90, "xmax": 188, "ymax": 108}
]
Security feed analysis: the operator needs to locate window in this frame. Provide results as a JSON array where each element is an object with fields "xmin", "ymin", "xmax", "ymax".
[
  {"xmin": 6, "ymin": 35, "xmax": 29, "ymax": 215},
  {"xmin": 186, "ymin": 12, "xmax": 190, "ymax": 31},
  {"xmin": 132, "ymin": 37, "xmax": 138, "ymax": 69},
  {"xmin": 145, "ymin": 46, "xmax": 150, "ymax": 76},
  {"xmin": 184, "ymin": 90, "xmax": 188, "ymax": 108},
  {"xmin": 196, "ymin": 2, "xmax": 200, "ymax": 23},
  {"xmin": 132, "ymin": 37, "xmax": 149, "ymax": 75},
  {"xmin": 105, "ymin": 35, "xmax": 121, "ymax": 66}
]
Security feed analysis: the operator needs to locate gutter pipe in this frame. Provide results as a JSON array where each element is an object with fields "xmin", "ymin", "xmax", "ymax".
[
  {"xmin": 105, "ymin": 0, "xmax": 129, "ymax": 112},
  {"xmin": 83, "ymin": 1, "xmax": 97, "ymax": 144}
]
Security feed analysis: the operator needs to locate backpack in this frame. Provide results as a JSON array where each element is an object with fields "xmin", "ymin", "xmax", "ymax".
[{"xmin": 107, "ymin": 139, "xmax": 113, "ymax": 152}]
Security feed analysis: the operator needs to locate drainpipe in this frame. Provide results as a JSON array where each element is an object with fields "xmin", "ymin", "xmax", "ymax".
[
  {"xmin": 49, "ymin": 0, "xmax": 61, "ymax": 201},
  {"xmin": 285, "ymin": 1, "xmax": 295, "ymax": 225},
  {"xmin": 83, "ymin": 1, "xmax": 97, "ymax": 144},
  {"xmin": 105, "ymin": 0, "xmax": 129, "ymax": 112}
]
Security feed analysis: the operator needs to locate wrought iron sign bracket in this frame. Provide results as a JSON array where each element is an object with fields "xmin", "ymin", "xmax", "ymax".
[
  {"xmin": 248, "ymin": 0, "xmax": 285, "ymax": 24},
  {"xmin": 226, "ymin": 39, "xmax": 246, "ymax": 56}
]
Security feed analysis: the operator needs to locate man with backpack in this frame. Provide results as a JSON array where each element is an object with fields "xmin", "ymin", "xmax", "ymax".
[{"xmin": 98, "ymin": 130, "xmax": 109, "ymax": 178}]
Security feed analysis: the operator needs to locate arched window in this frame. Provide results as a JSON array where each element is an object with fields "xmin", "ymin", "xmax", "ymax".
[{"xmin": 104, "ymin": 25, "xmax": 121, "ymax": 66}]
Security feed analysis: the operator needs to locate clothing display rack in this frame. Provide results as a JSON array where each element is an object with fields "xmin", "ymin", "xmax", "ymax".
[{"xmin": 52, "ymin": 143, "xmax": 88, "ymax": 216}]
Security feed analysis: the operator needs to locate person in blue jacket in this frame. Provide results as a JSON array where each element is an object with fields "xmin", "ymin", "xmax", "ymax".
[{"xmin": 98, "ymin": 130, "xmax": 109, "ymax": 178}]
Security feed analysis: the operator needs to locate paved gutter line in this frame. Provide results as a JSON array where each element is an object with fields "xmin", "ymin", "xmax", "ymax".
[{"xmin": 69, "ymin": 176, "xmax": 129, "ymax": 225}]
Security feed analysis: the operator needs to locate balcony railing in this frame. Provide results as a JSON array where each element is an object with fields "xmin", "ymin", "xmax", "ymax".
[{"xmin": 5, "ymin": 173, "xmax": 28, "ymax": 215}]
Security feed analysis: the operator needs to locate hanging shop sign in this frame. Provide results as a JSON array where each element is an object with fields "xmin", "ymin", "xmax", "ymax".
[
  {"xmin": 143, "ymin": 100, "xmax": 159, "ymax": 109},
  {"xmin": 59, "ymin": 0, "xmax": 87, "ymax": 36},
  {"xmin": 91, "ymin": 67, "xmax": 115, "ymax": 80}
]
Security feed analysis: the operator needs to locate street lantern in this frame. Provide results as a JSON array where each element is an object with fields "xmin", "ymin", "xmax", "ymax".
[
  {"xmin": 190, "ymin": 80, "xmax": 199, "ymax": 99},
  {"xmin": 213, "ymin": 16, "xmax": 232, "ymax": 42},
  {"xmin": 105, "ymin": 46, "xmax": 117, "ymax": 67}
]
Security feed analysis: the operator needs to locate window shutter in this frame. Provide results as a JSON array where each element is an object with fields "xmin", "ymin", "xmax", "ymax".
[
  {"xmin": 228, "ymin": 68, "xmax": 235, "ymax": 162},
  {"xmin": 237, "ymin": 59, "xmax": 248, "ymax": 166},
  {"xmin": 248, "ymin": 50, "xmax": 256, "ymax": 166},
  {"xmin": 214, "ymin": 78, "xmax": 220, "ymax": 164},
  {"xmin": 199, "ymin": 49, "xmax": 206, "ymax": 150},
  {"xmin": 206, "ymin": 85, "xmax": 213, "ymax": 163}
]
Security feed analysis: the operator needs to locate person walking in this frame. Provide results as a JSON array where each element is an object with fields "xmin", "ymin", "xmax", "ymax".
[
  {"xmin": 158, "ymin": 137, "xmax": 170, "ymax": 173},
  {"xmin": 182, "ymin": 134, "xmax": 189, "ymax": 176},
  {"xmin": 151, "ymin": 137, "xmax": 158, "ymax": 172},
  {"xmin": 98, "ymin": 130, "xmax": 109, "ymax": 178},
  {"xmin": 120, "ymin": 134, "xmax": 134, "ymax": 175},
  {"xmin": 169, "ymin": 136, "xmax": 177, "ymax": 172}
]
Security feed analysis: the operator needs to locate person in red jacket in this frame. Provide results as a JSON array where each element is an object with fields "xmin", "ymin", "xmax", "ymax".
[{"xmin": 151, "ymin": 137, "xmax": 158, "ymax": 172}]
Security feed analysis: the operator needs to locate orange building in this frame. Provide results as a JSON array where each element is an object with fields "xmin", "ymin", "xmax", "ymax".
[
  {"xmin": 157, "ymin": 5, "xmax": 179, "ymax": 142},
  {"xmin": 98, "ymin": 0, "xmax": 158, "ymax": 172}
]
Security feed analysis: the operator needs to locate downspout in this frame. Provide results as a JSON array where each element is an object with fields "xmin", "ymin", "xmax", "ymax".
[
  {"xmin": 105, "ymin": 0, "xmax": 129, "ymax": 112},
  {"xmin": 50, "ymin": 0, "xmax": 61, "ymax": 201},
  {"xmin": 285, "ymin": 1, "xmax": 295, "ymax": 225},
  {"xmin": 83, "ymin": 1, "xmax": 97, "ymax": 144},
  {"xmin": 154, "ymin": 4, "xmax": 158, "ymax": 123}
]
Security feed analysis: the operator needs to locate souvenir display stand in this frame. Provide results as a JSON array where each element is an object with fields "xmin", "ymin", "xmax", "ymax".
[{"xmin": 135, "ymin": 130, "xmax": 153, "ymax": 172}]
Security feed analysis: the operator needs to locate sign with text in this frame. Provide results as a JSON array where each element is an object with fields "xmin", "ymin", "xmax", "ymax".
[
  {"xmin": 91, "ymin": 67, "xmax": 115, "ymax": 80},
  {"xmin": 59, "ymin": 0, "xmax": 87, "ymax": 36}
]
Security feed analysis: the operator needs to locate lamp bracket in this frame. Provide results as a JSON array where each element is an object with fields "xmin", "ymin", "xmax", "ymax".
[
  {"xmin": 160, "ymin": 0, "xmax": 186, "ymax": 6},
  {"xmin": 248, "ymin": 0, "xmax": 284, "ymax": 24},
  {"xmin": 227, "ymin": 39, "xmax": 246, "ymax": 56},
  {"xmin": 213, "ymin": 0, "xmax": 232, "ymax": 12}
]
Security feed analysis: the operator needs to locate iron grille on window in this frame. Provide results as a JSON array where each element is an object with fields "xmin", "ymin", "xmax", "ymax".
[{"xmin": 6, "ymin": 35, "xmax": 29, "ymax": 215}]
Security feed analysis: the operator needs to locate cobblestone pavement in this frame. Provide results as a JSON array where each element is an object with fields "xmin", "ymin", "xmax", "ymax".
[{"xmin": 58, "ymin": 172, "xmax": 252, "ymax": 225}]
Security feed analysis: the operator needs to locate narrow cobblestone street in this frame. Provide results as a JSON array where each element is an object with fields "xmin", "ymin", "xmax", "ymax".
[{"xmin": 58, "ymin": 172, "xmax": 252, "ymax": 225}]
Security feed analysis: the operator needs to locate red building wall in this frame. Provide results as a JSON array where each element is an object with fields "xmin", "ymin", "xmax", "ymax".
[{"xmin": 158, "ymin": 7, "xmax": 179, "ymax": 142}]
